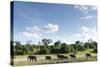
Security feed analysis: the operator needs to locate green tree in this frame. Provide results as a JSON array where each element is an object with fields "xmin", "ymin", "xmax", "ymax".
[
  {"xmin": 38, "ymin": 46, "xmax": 48, "ymax": 54},
  {"xmin": 49, "ymin": 45, "xmax": 60, "ymax": 54},
  {"xmin": 70, "ymin": 44, "xmax": 80, "ymax": 54},
  {"xmin": 75, "ymin": 41, "xmax": 83, "ymax": 45},
  {"xmin": 54, "ymin": 40, "xmax": 61, "ymax": 47},
  {"xmin": 93, "ymin": 41, "xmax": 97, "ymax": 53},
  {"xmin": 42, "ymin": 39, "xmax": 52, "ymax": 46},
  {"xmin": 14, "ymin": 41, "xmax": 24, "ymax": 55},
  {"xmin": 68, "ymin": 45, "xmax": 75, "ymax": 53},
  {"xmin": 84, "ymin": 42, "xmax": 95, "ymax": 49},
  {"xmin": 60, "ymin": 43, "xmax": 68, "ymax": 53},
  {"xmin": 75, "ymin": 41, "xmax": 85, "ymax": 51}
]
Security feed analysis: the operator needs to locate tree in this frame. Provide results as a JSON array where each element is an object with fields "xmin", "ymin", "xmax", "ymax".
[
  {"xmin": 93, "ymin": 41, "xmax": 97, "ymax": 53},
  {"xmin": 42, "ymin": 39, "xmax": 52, "ymax": 46},
  {"xmin": 60, "ymin": 43, "xmax": 68, "ymax": 53},
  {"xmin": 68, "ymin": 45, "xmax": 75, "ymax": 53},
  {"xmin": 38, "ymin": 46, "xmax": 48, "ymax": 54},
  {"xmin": 75, "ymin": 41, "xmax": 80, "ymax": 45},
  {"xmin": 75, "ymin": 41, "xmax": 83, "ymax": 45},
  {"xmin": 77, "ymin": 45, "xmax": 85, "ymax": 51},
  {"xmin": 54, "ymin": 40, "xmax": 61, "ymax": 46},
  {"xmin": 49, "ymin": 45, "xmax": 60, "ymax": 54},
  {"xmin": 14, "ymin": 41, "xmax": 24, "ymax": 55},
  {"xmin": 84, "ymin": 42, "xmax": 95, "ymax": 49},
  {"xmin": 70, "ymin": 44, "xmax": 78, "ymax": 54},
  {"xmin": 93, "ymin": 41, "xmax": 97, "ymax": 49},
  {"xmin": 75, "ymin": 41, "xmax": 85, "ymax": 51},
  {"xmin": 84, "ymin": 42, "xmax": 90, "ymax": 49},
  {"xmin": 88, "ymin": 39, "xmax": 93, "ymax": 43},
  {"xmin": 24, "ymin": 41, "xmax": 35, "ymax": 55},
  {"xmin": 15, "ymin": 41, "xmax": 22, "ymax": 51}
]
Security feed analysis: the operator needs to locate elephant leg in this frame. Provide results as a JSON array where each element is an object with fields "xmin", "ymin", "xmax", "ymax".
[
  {"xmin": 30, "ymin": 58, "xmax": 31, "ymax": 61},
  {"xmin": 35, "ymin": 59, "xmax": 37, "ymax": 61}
]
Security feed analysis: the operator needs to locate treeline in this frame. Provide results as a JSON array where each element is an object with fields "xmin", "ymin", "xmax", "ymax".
[{"xmin": 11, "ymin": 39, "xmax": 97, "ymax": 55}]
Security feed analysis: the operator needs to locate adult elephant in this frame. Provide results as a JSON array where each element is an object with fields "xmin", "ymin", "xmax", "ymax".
[
  {"xmin": 57, "ymin": 54, "xmax": 63, "ymax": 60},
  {"xmin": 69, "ymin": 54, "xmax": 76, "ymax": 59},
  {"xmin": 27, "ymin": 55, "xmax": 37, "ymax": 61},
  {"xmin": 85, "ymin": 53, "xmax": 92, "ymax": 58},
  {"xmin": 69, "ymin": 54, "xmax": 76, "ymax": 62},
  {"xmin": 45, "ymin": 56, "xmax": 51, "ymax": 60},
  {"xmin": 57, "ymin": 54, "xmax": 68, "ymax": 60}
]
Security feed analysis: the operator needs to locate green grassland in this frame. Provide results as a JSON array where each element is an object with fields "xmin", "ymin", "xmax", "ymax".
[{"xmin": 13, "ymin": 49, "xmax": 97, "ymax": 66}]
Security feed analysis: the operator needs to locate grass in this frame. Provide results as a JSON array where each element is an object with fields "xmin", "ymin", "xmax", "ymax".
[{"xmin": 13, "ymin": 49, "xmax": 97, "ymax": 66}]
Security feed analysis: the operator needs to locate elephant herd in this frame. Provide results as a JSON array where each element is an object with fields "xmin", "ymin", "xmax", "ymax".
[{"xmin": 27, "ymin": 53, "xmax": 92, "ymax": 62}]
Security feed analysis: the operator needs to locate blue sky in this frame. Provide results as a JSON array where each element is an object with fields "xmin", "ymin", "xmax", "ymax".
[{"xmin": 13, "ymin": 1, "xmax": 97, "ymax": 44}]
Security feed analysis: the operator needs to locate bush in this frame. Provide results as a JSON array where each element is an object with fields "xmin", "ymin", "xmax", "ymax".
[
  {"xmin": 38, "ymin": 46, "xmax": 49, "ymax": 54},
  {"xmin": 93, "ymin": 48, "xmax": 97, "ymax": 53},
  {"xmin": 15, "ymin": 50, "xmax": 24, "ymax": 55}
]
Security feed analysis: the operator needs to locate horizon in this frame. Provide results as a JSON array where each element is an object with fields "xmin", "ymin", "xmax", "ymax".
[{"xmin": 13, "ymin": 39, "xmax": 97, "ymax": 45}]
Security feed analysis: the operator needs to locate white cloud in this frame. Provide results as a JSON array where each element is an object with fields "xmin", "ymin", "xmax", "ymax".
[
  {"xmin": 73, "ymin": 27, "xmax": 97, "ymax": 42},
  {"xmin": 26, "ymin": 26, "xmax": 40, "ymax": 33},
  {"xmin": 74, "ymin": 5, "xmax": 97, "ymax": 20},
  {"xmin": 43, "ymin": 23, "xmax": 59, "ymax": 33},
  {"xmin": 80, "ymin": 15, "xmax": 94, "ymax": 20},
  {"xmin": 22, "ymin": 32, "xmax": 31, "ymax": 37},
  {"xmin": 22, "ymin": 23, "xmax": 59, "ymax": 38},
  {"xmin": 22, "ymin": 32, "xmax": 39, "ymax": 38},
  {"xmin": 74, "ymin": 5, "xmax": 89, "ymax": 14},
  {"xmin": 74, "ymin": 5, "xmax": 97, "ymax": 14}
]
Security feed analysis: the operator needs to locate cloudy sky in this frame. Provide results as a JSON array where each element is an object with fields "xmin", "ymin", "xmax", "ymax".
[{"xmin": 13, "ymin": 1, "xmax": 97, "ymax": 44}]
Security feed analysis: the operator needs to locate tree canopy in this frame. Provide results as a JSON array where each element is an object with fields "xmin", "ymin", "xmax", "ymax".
[{"xmin": 12, "ymin": 39, "xmax": 97, "ymax": 55}]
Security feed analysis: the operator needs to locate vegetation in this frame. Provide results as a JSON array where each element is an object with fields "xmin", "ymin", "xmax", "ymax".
[
  {"xmin": 11, "ymin": 38, "xmax": 97, "ymax": 66},
  {"xmin": 11, "ymin": 39, "xmax": 97, "ymax": 55}
]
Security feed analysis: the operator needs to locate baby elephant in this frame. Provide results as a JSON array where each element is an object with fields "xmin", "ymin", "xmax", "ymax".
[
  {"xmin": 85, "ymin": 53, "xmax": 92, "ymax": 58},
  {"xmin": 45, "ymin": 56, "xmax": 51, "ymax": 60}
]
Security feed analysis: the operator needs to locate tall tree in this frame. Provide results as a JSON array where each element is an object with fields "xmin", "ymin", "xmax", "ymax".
[
  {"xmin": 54, "ymin": 40, "xmax": 61, "ymax": 47},
  {"xmin": 39, "ymin": 46, "xmax": 48, "ymax": 54},
  {"xmin": 75, "ymin": 41, "xmax": 83, "ymax": 45},
  {"xmin": 14, "ymin": 41, "xmax": 24, "ymax": 55},
  {"xmin": 60, "ymin": 43, "xmax": 67, "ymax": 53},
  {"xmin": 15, "ymin": 41, "xmax": 21, "ymax": 50},
  {"xmin": 42, "ymin": 39, "xmax": 52, "ymax": 46},
  {"xmin": 93, "ymin": 41, "xmax": 97, "ymax": 53}
]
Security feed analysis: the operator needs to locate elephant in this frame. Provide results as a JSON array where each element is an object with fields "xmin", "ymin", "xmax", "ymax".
[{"xmin": 27, "ymin": 55, "xmax": 37, "ymax": 61}]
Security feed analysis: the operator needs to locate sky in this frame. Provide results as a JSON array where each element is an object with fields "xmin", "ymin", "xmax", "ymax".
[{"xmin": 12, "ymin": 1, "xmax": 97, "ymax": 44}]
